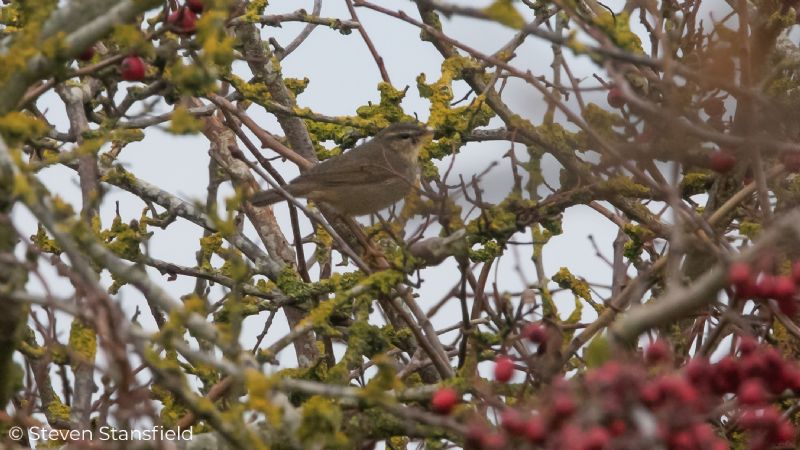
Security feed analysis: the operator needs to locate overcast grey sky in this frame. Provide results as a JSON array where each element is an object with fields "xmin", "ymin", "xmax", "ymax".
[
  {"xmin": 14, "ymin": 0, "xmax": 742, "ymax": 409},
  {"xmin": 13, "ymin": 0, "xmax": 641, "ymax": 373}
]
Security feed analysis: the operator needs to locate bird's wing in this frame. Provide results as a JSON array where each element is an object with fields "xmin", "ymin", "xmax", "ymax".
[{"xmin": 293, "ymin": 156, "xmax": 403, "ymax": 188}]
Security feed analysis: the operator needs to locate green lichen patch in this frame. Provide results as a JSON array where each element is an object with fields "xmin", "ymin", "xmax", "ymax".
[
  {"xmin": 68, "ymin": 319, "xmax": 96, "ymax": 366},
  {"xmin": 284, "ymin": 77, "xmax": 310, "ymax": 98},
  {"xmin": 552, "ymin": 267, "xmax": 592, "ymax": 302},
  {"xmin": 110, "ymin": 128, "xmax": 145, "ymax": 146},
  {"xmin": 99, "ymin": 163, "xmax": 138, "ymax": 186},
  {"xmin": 46, "ymin": 398, "xmax": 71, "ymax": 424},
  {"xmin": 359, "ymin": 269, "xmax": 404, "ymax": 296},
  {"xmin": 465, "ymin": 195, "xmax": 535, "ymax": 242},
  {"xmin": 592, "ymin": 11, "xmax": 643, "ymax": 54},
  {"xmin": 213, "ymin": 295, "xmax": 267, "ymax": 323},
  {"xmin": 228, "ymin": 74, "xmax": 272, "ymax": 106},
  {"xmin": 99, "ymin": 214, "xmax": 146, "ymax": 260},
  {"xmin": 245, "ymin": 369, "xmax": 283, "ymax": 426},
  {"xmin": 0, "ymin": 112, "xmax": 49, "ymax": 145},
  {"xmin": 681, "ymin": 171, "xmax": 713, "ymax": 196},
  {"xmin": 342, "ymin": 322, "xmax": 391, "ymax": 365},
  {"xmin": 276, "ymin": 267, "xmax": 363, "ymax": 301},
  {"xmin": 197, "ymin": 10, "xmax": 236, "ymax": 69},
  {"xmin": 417, "ymin": 56, "xmax": 495, "ymax": 160},
  {"xmin": 483, "ymin": 0, "xmax": 525, "ymax": 29},
  {"xmin": 242, "ymin": 0, "xmax": 269, "ymax": 22},
  {"xmin": 581, "ymin": 103, "xmax": 623, "ymax": 140},
  {"xmin": 164, "ymin": 59, "xmax": 217, "ymax": 96},
  {"xmin": 739, "ymin": 221, "xmax": 762, "ymax": 240},
  {"xmin": 468, "ymin": 239, "xmax": 503, "ymax": 262},
  {"xmin": 151, "ymin": 383, "xmax": 188, "ymax": 428},
  {"xmin": 168, "ymin": 106, "xmax": 203, "ymax": 134},
  {"xmin": 600, "ymin": 175, "xmax": 651, "ymax": 198},
  {"xmin": 623, "ymin": 223, "xmax": 654, "ymax": 261},
  {"xmin": 354, "ymin": 82, "xmax": 414, "ymax": 128},
  {"xmin": 30, "ymin": 223, "xmax": 61, "ymax": 254},
  {"xmin": 304, "ymin": 82, "xmax": 416, "ymax": 160},
  {"xmin": 108, "ymin": 23, "xmax": 153, "ymax": 58},
  {"xmin": 297, "ymin": 396, "xmax": 349, "ymax": 449}
]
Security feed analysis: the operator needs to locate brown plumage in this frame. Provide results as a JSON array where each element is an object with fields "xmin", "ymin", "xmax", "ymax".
[{"xmin": 251, "ymin": 122, "xmax": 433, "ymax": 216}]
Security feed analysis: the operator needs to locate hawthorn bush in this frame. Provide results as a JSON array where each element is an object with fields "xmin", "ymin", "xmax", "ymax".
[{"xmin": 3, "ymin": 0, "xmax": 800, "ymax": 449}]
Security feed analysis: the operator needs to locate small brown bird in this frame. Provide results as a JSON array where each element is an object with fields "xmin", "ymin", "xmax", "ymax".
[{"xmin": 251, "ymin": 122, "xmax": 433, "ymax": 216}]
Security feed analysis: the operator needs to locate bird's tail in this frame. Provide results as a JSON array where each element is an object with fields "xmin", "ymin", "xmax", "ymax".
[{"xmin": 250, "ymin": 189, "xmax": 285, "ymax": 206}]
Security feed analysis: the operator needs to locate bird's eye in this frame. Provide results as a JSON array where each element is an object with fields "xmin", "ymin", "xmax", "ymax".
[{"xmin": 398, "ymin": 133, "xmax": 413, "ymax": 140}]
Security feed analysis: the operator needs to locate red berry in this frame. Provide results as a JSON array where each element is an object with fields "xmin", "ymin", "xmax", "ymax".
[
  {"xmin": 639, "ymin": 382, "xmax": 662, "ymax": 406},
  {"xmin": 523, "ymin": 323, "xmax": 547, "ymax": 345},
  {"xmin": 464, "ymin": 419, "xmax": 488, "ymax": 449},
  {"xmin": 685, "ymin": 357, "xmax": 712, "ymax": 387},
  {"xmin": 736, "ymin": 279, "xmax": 759, "ymax": 299},
  {"xmin": 737, "ymin": 336, "xmax": 758, "ymax": 356},
  {"xmin": 120, "ymin": 56, "xmax": 146, "ymax": 81},
  {"xmin": 728, "ymin": 262, "xmax": 752, "ymax": 287},
  {"xmin": 583, "ymin": 427, "xmax": 611, "ymax": 450},
  {"xmin": 465, "ymin": 420, "xmax": 488, "ymax": 448},
  {"xmin": 703, "ymin": 98, "xmax": 726, "ymax": 117},
  {"xmin": 661, "ymin": 376, "xmax": 700, "ymax": 405},
  {"xmin": 740, "ymin": 406, "xmax": 781, "ymax": 432},
  {"xmin": 780, "ymin": 365, "xmax": 800, "ymax": 392},
  {"xmin": 493, "ymin": 355, "xmax": 515, "ymax": 383},
  {"xmin": 552, "ymin": 394, "xmax": 575, "ymax": 418},
  {"xmin": 777, "ymin": 420, "xmax": 796, "ymax": 442},
  {"xmin": 608, "ymin": 419, "xmax": 626, "ymax": 436},
  {"xmin": 670, "ymin": 431, "xmax": 693, "ymax": 449},
  {"xmin": 644, "ymin": 339, "xmax": 670, "ymax": 365},
  {"xmin": 711, "ymin": 356, "xmax": 741, "ymax": 394},
  {"xmin": 430, "ymin": 387, "xmax": 459, "ymax": 415},
  {"xmin": 773, "ymin": 276, "xmax": 796, "ymax": 301},
  {"xmin": 500, "ymin": 409, "xmax": 526, "ymax": 436},
  {"xmin": 764, "ymin": 347, "xmax": 785, "ymax": 373},
  {"xmin": 186, "ymin": 0, "xmax": 203, "ymax": 13},
  {"xmin": 738, "ymin": 379, "xmax": 767, "ymax": 405},
  {"xmin": 709, "ymin": 150, "xmax": 737, "ymax": 173},
  {"xmin": 710, "ymin": 441, "xmax": 729, "ymax": 450},
  {"xmin": 690, "ymin": 423, "xmax": 716, "ymax": 445},
  {"xmin": 607, "ymin": 86, "xmax": 625, "ymax": 108},
  {"xmin": 481, "ymin": 432, "xmax": 507, "ymax": 449},
  {"xmin": 77, "ymin": 46, "xmax": 95, "ymax": 61},
  {"xmin": 740, "ymin": 354, "xmax": 768, "ymax": 381},
  {"xmin": 756, "ymin": 275, "xmax": 777, "ymax": 298},
  {"xmin": 167, "ymin": 7, "xmax": 197, "ymax": 35},
  {"xmin": 738, "ymin": 408, "xmax": 762, "ymax": 429},
  {"xmin": 778, "ymin": 297, "xmax": 799, "ymax": 316},
  {"xmin": 524, "ymin": 417, "xmax": 546, "ymax": 443}
]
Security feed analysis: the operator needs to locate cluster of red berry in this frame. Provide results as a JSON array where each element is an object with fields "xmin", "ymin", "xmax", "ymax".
[
  {"xmin": 492, "ymin": 323, "xmax": 549, "ymax": 383},
  {"xmin": 708, "ymin": 148, "xmax": 800, "ymax": 174},
  {"xmin": 430, "ymin": 336, "xmax": 798, "ymax": 449},
  {"xmin": 728, "ymin": 262, "xmax": 800, "ymax": 316},
  {"xmin": 680, "ymin": 337, "xmax": 799, "ymax": 450},
  {"xmin": 79, "ymin": 0, "xmax": 205, "ymax": 83},
  {"xmin": 166, "ymin": 0, "xmax": 204, "ymax": 36}
]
